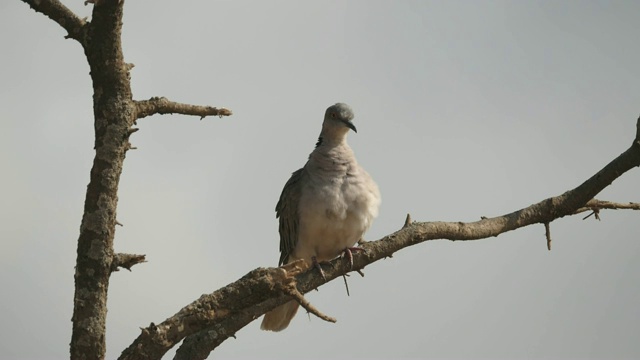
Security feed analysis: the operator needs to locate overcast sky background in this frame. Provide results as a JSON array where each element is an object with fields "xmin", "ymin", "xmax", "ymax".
[{"xmin": 2, "ymin": 1, "xmax": 640, "ymax": 359}]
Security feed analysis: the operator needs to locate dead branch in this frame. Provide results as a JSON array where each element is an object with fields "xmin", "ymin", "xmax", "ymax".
[
  {"xmin": 120, "ymin": 117, "xmax": 640, "ymax": 360},
  {"xmin": 21, "ymin": 0, "xmax": 88, "ymax": 45},
  {"xmin": 135, "ymin": 97, "xmax": 233, "ymax": 120},
  {"xmin": 575, "ymin": 199, "xmax": 640, "ymax": 219},
  {"xmin": 111, "ymin": 253, "xmax": 147, "ymax": 272}
]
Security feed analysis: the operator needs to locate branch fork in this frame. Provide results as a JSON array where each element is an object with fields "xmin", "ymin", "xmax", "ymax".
[{"xmin": 271, "ymin": 260, "xmax": 336, "ymax": 324}]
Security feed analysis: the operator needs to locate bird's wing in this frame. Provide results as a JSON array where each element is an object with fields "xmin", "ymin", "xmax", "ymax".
[{"xmin": 276, "ymin": 167, "xmax": 304, "ymax": 266}]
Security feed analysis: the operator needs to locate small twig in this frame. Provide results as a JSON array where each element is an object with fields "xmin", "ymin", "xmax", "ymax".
[
  {"xmin": 356, "ymin": 269, "xmax": 365, "ymax": 277},
  {"xmin": 270, "ymin": 260, "xmax": 336, "ymax": 323},
  {"xmin": 111, "ymin": 253, "xmax": 146, "ymax": 272},
  {"xmin": 283, "ymin": 283, "xmax": 336, "ymax": 323},
  {"xmin": 115, "ymin": 220, "xmax": 123, "ymax": 226},
  {"xmin": 135, "ymin": 97, "xmax": 232, "ymax": 120},
  {"xmin": 544, "ymin": 222, "xmax": 552, "ymax": 251},
  {"xmin": 575, "ymin": 199, "xmax": 640, "ymax": 216}
]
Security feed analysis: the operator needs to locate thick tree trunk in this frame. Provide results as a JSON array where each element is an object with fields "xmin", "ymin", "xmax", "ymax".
[{"xmin": 70, "ymin": 1, "xmax": 133, "ymax": 359}]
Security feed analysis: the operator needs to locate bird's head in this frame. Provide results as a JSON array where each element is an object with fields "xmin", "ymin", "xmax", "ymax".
[{"xmin": 322, "ymin": 103, "xmax": 357, "ymax": 139}]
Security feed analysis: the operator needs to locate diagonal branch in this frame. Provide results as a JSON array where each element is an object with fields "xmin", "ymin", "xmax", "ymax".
[
  {"xmin": 135, "ymin": 97, "xmax": 233, "ymax": 120},
  {"xmin": 118, "ymin": 117, "xmax": 640, "ymax": 360},
  {"xmin": 20, "ymin": 0, "xmax": 88, "ymax": 45}
]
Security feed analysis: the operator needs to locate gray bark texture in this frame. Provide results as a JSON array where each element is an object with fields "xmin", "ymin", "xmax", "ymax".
[{"xmin": 17, "ymin": 1, "xmax": 639, "ymax": 360}]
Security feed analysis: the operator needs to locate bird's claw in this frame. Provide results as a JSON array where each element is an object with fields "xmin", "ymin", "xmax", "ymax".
[
  {"xmin": 343, "ymin": 247, "xmax": 366, "ymax": 270},
  {"xmin": 311, "ymin": 256, "xmax": 327, "ymax": 281}
]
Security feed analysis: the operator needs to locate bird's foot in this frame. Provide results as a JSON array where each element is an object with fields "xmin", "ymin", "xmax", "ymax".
[
  {"xmin": 311, "ymin": 256, "xmax": 330, "ymax": 281},
  {"xmin": 342, "ymin": 247, "xmax": 366, "ymax": 270}
]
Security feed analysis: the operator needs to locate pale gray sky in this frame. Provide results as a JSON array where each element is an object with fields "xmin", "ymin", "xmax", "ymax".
[{"xmin": 2, "ymin": 1, "xmax": 640, "ymax": 359}]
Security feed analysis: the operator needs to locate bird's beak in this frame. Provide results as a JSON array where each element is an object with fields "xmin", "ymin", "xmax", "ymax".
[{"xmin": 342, "ymin": 120, "xmax": 357, "ymax": 133}]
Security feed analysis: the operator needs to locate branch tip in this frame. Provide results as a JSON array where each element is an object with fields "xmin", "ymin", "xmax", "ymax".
[
  {"xmin": 285, "ymin": 284, "xmax": 336, "ymax": 323},
  {"xmin": 111, "ymin": 253, "xmax": 146, "ymax": 272},
  {"xmin": 135, "ymin": 97, "xmax": 232, "ymax": 120}
]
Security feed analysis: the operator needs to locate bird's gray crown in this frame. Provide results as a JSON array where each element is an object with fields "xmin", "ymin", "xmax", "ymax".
[{"xmin": 325, "ymin": 103, "xmax": 354, "ymax": 122}]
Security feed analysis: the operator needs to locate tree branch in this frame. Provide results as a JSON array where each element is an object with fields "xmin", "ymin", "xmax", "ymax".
[
  {"xmin": 575, "ymin": 199, "xmax": 640, "ymax": 220},
  {"xmin": 20, "ymin": 0, "xmax": 88, "ymax": 45},
  {"xmin": 118, "ymin": 117, "xmax": 640, "ymax": 360},
  {"xmin": 111, "ymin": 253, "xmax": 147, "ymax": 272},
  {"xmin": 135, "ymin": 97, "xmax": 232, "ymax": 120}
]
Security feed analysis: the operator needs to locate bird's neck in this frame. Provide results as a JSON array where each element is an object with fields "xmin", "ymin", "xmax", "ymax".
[
  {"xmin": 309, "ymin": 137, "xmax": 355, "ymax": 171},
  {"xmin": 315, "ymin": 135, "xmax": 348, "ymax": 149}
]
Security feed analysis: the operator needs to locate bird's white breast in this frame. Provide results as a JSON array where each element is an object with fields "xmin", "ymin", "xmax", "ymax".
[{"xmin": 294, "ymin": 156, "xmax": 380, "ymax": 263}]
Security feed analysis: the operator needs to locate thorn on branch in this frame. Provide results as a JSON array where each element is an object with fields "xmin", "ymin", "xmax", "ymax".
[
  {"xmin": 115, "ymin": 220, "xmax": 123, "ymax": 226},
  {"xmin": 582, "ymin": 208, "xmax": 601, "ymax": 221},
  {"xmin": 356, "ymin": 269, "xmax": 365, "ymax": 277},
  {"xmin": 342, "ymin": 274, "xmax": 350, "ymax": 297},
  {"xmin": 403, "ymin": 213, "xmax": 412, "ymax": 228},
  {"xmin": 544, "ymin": 222, "xmax": 552, "ymax": 251}
]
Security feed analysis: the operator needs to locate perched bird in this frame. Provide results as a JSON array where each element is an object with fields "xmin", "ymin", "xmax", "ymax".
[{"xmin": 260, "ymin": 103, "xmax": 381, "ymax": 332}]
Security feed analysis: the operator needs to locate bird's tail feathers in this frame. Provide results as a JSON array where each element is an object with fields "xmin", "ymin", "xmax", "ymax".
[{"xmin": 260, "ymin": 300, "xmax": 300, "ymax": 332}]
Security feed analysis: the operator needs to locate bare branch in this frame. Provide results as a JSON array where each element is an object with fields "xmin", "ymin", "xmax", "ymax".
[
  {"xmin": 111, "ymin": 253, "xmax": 147, "ymax": 272},
  {"xmin": 119, "ymin": 116, "xmax": 640, "ymax": 360},
  {"xmin": 119, "ymin": 267, "xmax": 296, "ymax": 360},
  {"xmin": 575, "ymin": 199, "xmax": 640, "ymax": 216},
  {"xmin": 20, "ymin": 0, "xmax": 87, "ymax": 45},
  {"xmin": 135, "ymin": 97, "xmax": 233, "ymax": 120}
]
